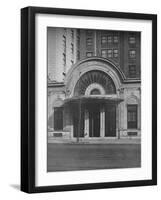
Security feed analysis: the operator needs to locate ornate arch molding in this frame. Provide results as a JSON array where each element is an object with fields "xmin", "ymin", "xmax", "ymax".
[
  {"xmin": 65, "ymin": 57, "xmax": 124, "ymax": 97},
  {"xmin": 126, "ymin": 95, "xmax": 140, "ymax": 105}
]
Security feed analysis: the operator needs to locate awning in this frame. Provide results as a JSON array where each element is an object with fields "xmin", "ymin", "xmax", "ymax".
[{"xmin": 63, "ymin": 95, "xmax": 124, "ymax": 106}]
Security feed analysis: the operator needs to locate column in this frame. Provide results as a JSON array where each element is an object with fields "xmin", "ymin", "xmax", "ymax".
[
  {"xmin": 84, "ymin": 109, "xmax": 89, "ymax": 138},
  {"xmin": 116, "ymin": 104, "xmax": 120, "ymax": 139},
  {"xmin": 100, "ymin": 107, "xmax": 105, "ymax": 138}
]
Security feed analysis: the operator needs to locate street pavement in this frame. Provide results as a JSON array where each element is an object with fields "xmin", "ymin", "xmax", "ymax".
[{"xmin": 47, "ymin": 143, "xmax": 141, "ymax": 172}]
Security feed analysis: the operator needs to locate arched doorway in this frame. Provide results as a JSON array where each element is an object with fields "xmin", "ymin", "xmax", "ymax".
[{"xmin": 69, "ymin": 70, "xmax": 119, "ymax": 138}]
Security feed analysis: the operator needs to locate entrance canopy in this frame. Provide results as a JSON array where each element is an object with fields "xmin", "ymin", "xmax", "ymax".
[{"xmin": 63, "ymin": 95, "xmax": 123, "ymax": 106}]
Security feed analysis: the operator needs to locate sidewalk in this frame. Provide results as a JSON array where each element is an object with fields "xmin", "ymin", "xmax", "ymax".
[{"xmin": 48, "ymin": 137, "xmax": 141, "ymax": 144}]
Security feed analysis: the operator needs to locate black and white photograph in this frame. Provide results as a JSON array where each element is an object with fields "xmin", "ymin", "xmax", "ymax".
[
  {"xmin": 47, "ymin": 27, "xmax": 141, "ymax": 172},
  {"xmin": 20, "ymin": 6, "xmax": 157, "ymax": 193}
]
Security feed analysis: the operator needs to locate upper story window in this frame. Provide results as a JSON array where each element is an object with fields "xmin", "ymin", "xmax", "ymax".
[
  {"xmin": 71, "ymin": 43, "xmax": 74, "ymax": 54},
  {"xmin": 107, "ymin": 49, "xmax": 113, "ymax": 58},
  {"xmin": 107, "ymin": 36, "xmax": 112, "ymax": 43},
  {"xmin": 86, "ymin": 30, "xmax": 93, "ymax": 35},
  {"xmin": 101, "ymin": 36, "xmax": 107, "ymax": 44},
  {"xmin": 128, "ymin": 65, "xmax": 136, "ymax": 78},
  {"xmin": 113, "ymin": 49, "xmax": 119, "ymax": 58},
  {"xmin": 63, "ymin": 53, "xmax": 66, "ymax": 66},
  {"xmin": 101, "ymin": 50, "xmax": 107, "ymax": 58},
  {"xmin": 129, "ymin": 36, "xmax": 136, "ymax": 44},
  {"xmin": 86, "ymin": 37, "xmax": 93, "ymax": 47},
  {"xmin": 113, "ymin": 35, "xmax": 119, "ymax": 43},
  {"xmin": 63, "ymin": 35, "xmax": 66, "ymax": 53},
  {"xmin": 129, "ymin": 49, "xmax": 136, "ymax": 59},
  {"xmin": 71, "ymin": 29, "xmax": 74, "ymax": 40}
]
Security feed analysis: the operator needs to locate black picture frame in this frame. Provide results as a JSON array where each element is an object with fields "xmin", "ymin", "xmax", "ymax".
[{"xmin": 21, "ymin": 6, "xmax": 157, "ymax": 193}]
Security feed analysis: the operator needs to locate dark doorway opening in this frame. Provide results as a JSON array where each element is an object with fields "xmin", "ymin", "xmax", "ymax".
[{"xmin": 89, "ymin": 105, "xmax": 100, "ymax": 137}]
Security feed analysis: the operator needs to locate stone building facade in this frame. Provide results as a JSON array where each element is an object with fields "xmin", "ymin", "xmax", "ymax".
[{"xmin": 47, "ymin": 27, "xmax": 141, "ymax": 142}]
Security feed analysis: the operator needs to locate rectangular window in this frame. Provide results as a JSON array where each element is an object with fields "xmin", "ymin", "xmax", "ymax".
[
  {"xmin": 129, "ymin": 36, "xmax": 136, "ymax": 44},
  {"xmin": 129, "ymin": 49, "xmax": 136, "ymax": 59},
  {"xmin": 71, "ymin": 43, "xmax": 74, "ymax": 54},
  {"xmin": 71, "ymin": 29, "xmax": 74, "ymax": 39},
  {"xmin": 101, "ymin": 49, "xmax": 107, "ymax": 58},
  {"xmin": 107, "ymin": 49, "xmax": 113, "ymax": 58},
  {"xmin": 113, "ymin": 49, "xmax": 119, "ymax": 58},
  {"xmin": 86, "ymin": 52, "xmax": 93, "ymax": 57},
  {"xmin": 129, "ymin": 65, "xmax": 136, "ymax": 78},
  {"xmin": 127, "ymin": 105, "xmax": 137, "ymax": 129},
  {"xmin": 101, "ymin": 36, "xmax": 107, "ymax": 44},
  {"xmin": 63, "ymin": 35, "xmax": 66, "ymax": 53},
  {"xmin": 113, "ymin": 35, "xmax": 119, "ymax": 43},
  {"xmin": 63, "ymin": 53, "xmax": 66, "ymax": 66},
  {"xmin": 54, "ymin": 107, "xmax": 63, "ymax": 130},
  {"xmin": 107, "ymin": 36, "xmax": 112, "ymax": 43},
  {"xmin": 77, "ymin": 50, "xmax": 80, "ymax": 60},
  {"xmin": 86, "ymin": 30, "xmax": 93, "ymax": 35},
  {"xmin": 86, "ymin": 37, "xmax": 93, "ymax": 47}
]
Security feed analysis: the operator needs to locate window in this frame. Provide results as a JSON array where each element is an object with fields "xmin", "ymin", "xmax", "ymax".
[
  {"xmin": 54, "ymin": 107, "xmax": 63, "ymax": 130},
  {"xmin": 86, "ymin": 52, "xmax": 93, "ymax": 57},
  {"xmin": 63, "ymin": 53, "xmax": 66, "ymax": 66},
  {"xmin": 63, "ymin": 35, "xmax": 66, "ymax": 53},
  {"xmin": 86, "ymin": 38, "xmax": 93, "ymax": 47},
  {"xmin": 127, "ymin": 105, "xmax": 137, "ymax": 129},
  {"xmin": 107, "ymin": 36, "xmax": 112, "ymax": 43},
  {"xmin": 129, "ymin": 65, "xmax": 136, "ymax": 78},
  {"xmin": 71, "ymin": 43, "xmax": 74, "ymax": 54},
  {"xmin": 101, "ymin": 50, "xmax": 107, "ymax": 58},
  {"xmin": 71, "ymin": 29, "xmax": 74, "ymax": 39},
  {"xmin": 129, "ymin": 36, "xmax": 136, "ymax": 44},
  {"xmin": 107, "ymin": 49, "xmax": 113, "ymax": 58},
  {"xmin": 77, "ymin": 50, "xmax": 80, "ymax": 60},
  {"xmin": 129, "ymin": 49, "xmax": 136, "ymax": 59},
  {"xmin": 86, "ymin": 30, "xmax": 93, "ymax": 35},
  {"xmin": 113, "ymin": 35, "xmax": 119, "ymax": 43},
  {"xmin": 90, "ymin": 89, "xmax": 101, "ymax": 95},
  {"xmin": 113, "ymin": 49, "xmax": 119, "ymax": 58},
  {"xmin": 101, "ymin": 36, "xmax": 107, "ymax": 44}
]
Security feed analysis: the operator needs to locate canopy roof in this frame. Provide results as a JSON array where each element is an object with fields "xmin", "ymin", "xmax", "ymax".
[{"xmin": 63, "ymin": 95, "xmax": 123, "ymax": 106}]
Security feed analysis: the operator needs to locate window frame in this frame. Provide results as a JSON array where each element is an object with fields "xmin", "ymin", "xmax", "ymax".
[{"xmin": 127, "ymin": 104, "xmax": 138, "ymax": 129}]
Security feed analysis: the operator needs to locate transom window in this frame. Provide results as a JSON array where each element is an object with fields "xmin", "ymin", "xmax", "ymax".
[{"xmin": 90, "ymin": 88, "xmax": 101, "ymax": 95}]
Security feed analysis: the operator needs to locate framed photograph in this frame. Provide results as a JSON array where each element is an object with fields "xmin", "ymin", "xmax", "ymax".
[{"xmin": 21, "ymin": 6, "xmax": 157, "ymax": 193}]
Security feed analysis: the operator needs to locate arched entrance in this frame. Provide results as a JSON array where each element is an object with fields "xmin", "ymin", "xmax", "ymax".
[
  {"xmin": 72, "ymin": 70, "xmax": 117, "ymax": 138},
  {"xmin": 63, "ymin": 57, "xmax": 124, "ymax": 141}
]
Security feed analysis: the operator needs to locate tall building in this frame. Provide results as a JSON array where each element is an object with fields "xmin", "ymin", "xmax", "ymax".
[{"xmin": 47, "ymin": 27, "xmax": 141, "ymax": 141}]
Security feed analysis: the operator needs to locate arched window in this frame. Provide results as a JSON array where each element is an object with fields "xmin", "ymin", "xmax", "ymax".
[
  {"xmin": 90, "ymin": 88, "xmax": 101, "ymax": 95},
  {"xmin": 74, "ymin": 70, "xmax": 116, "ymax": 96}
]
